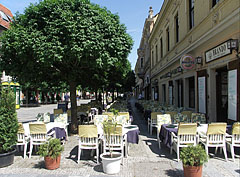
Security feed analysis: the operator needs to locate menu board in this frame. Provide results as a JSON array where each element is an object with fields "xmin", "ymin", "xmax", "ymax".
[
  {"xmin": 228, "ymin": 69, "xmax": 237, "ymax": 121},
  {"xmin": 198, "ymin": 77, "xmax": 206, "ymax": 113}
]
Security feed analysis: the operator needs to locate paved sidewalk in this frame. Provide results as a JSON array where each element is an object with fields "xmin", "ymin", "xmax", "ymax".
[{"xmin": 1, "ymin": 98, "xmax": 239, "ymax": 176}]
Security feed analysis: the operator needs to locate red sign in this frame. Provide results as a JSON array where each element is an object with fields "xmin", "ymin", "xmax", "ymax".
[{"xmin": 180, "ymin": 54, "xmax": 195, "ymax": 70}]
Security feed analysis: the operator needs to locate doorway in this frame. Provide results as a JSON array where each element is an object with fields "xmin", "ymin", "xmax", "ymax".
[{"xmin": 216, "ymin": 66, "xmax": 228, "ymax": 122}]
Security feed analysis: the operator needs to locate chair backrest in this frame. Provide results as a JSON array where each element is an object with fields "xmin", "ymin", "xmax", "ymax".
[
  {"xmin": 174, "ymin": 113, "xmax": 188, "ymax": 123},
  {"xmin": 94, "ymin": 115, "xmax": 108, "ymax": 126},
  {"xmin": 54, "ymin": 113, "xmax": 68, "ymax": 124},
  {"xmin": 67, "ymin": 110, "xmax": 71, "ymax": 117},
  {"xmin": 103, "ymin": 112, "xmax": 114, "ymax": 120},
  {"xmin": 78, "ymin": 125, "xmax": 98, "ymax": 138},
  {"xmin": 157, "ymin": 114, "xmax": 171, "ymax": 127},
  {"xmin": 178, "ymin": 123, "xmax": 197, "ymax": 135},
  {"xmin": 232, "ymin": 122, "xmax": 240, "ymax": 135},
  {"xmin": 103, "ymin": 125, "xmax": 123, "ymax": 148},
  {"xmin": 118, "ymin": 112, "xmax": 130, "ymax": 121},
  {"xmin": 207, "ymin": 123, "xmax": 227, "ymax": 135},
  {"xmin": 29, "ymin": 123, "xmax": 47, "ymax": 134},
  {"xmin": 18, "ymin": 123, "xmax": 25, "ymax": 134},
  {"xmin": 191, "ymin": 113, "xmax": 206, "ymax": 123},
  {"xmin": 103, "ymin": 125, "xmax": 122, "ymax": 136},
  {"xmin": 116, "ymin": 115, "xmax": 128, "ymax": 125},
  {"xmin": 181, "ymin": 111, "xmax": 192, "ymax": 121},
  {"xmin": 54, "ymin": 109, "xmax": 63, "ymax": 115},
  {"xmin": 165, "ymin": 111, "xmax": 177, "ymax": 119},
  {"xmin": 151, "ymin": 112, "xmax": 163, "ymax": 121}
]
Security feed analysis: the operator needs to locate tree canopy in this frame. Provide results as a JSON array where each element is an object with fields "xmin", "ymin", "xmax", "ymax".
[{"xmin": 0, "ymin": 0, "xmax": 133, "ymax": 132}]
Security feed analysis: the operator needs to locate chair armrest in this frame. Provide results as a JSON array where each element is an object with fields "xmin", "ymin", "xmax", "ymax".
[
  {"xmin": 198, "ymin": 131, "xmax": 206, "ymax": 138},
  {"xmin": 171, "ymin": 131, "xmax": 177, "ymax": 138},
  {"xmin": 225, "ymin": 133, "xmax": 232, "ymax": 138}
]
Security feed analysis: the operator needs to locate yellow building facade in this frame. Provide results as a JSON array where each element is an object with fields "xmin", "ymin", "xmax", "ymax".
[{"xmin": 148, "ymin": 0, "xmax": 240, "ymax": 123}]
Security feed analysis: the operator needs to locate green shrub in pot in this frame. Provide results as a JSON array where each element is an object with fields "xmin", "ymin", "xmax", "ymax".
[
  {"xmin": 180, "ymin": 145, "xmax": 208, "ymax": 177},
  {"xmin": 37, "ymin": 138, "xmax": 64, "ymax": 170},
  {"xmin": 0, "ymin": 87, "xmax": 19, "ymax": 167}
]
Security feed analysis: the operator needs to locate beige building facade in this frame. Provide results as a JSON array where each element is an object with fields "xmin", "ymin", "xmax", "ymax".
[{"xmin": 148, "ymin": 0, "xmax": 240, "ymax": 123}]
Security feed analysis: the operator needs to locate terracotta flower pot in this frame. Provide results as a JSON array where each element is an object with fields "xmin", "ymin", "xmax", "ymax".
[
  {"xmin": 183, "ymin": 165, "xmax": 203, "ymax": 177},
  {"xmin": 44, "ymin": 155, "xmax": 61, "ymax": 170}
]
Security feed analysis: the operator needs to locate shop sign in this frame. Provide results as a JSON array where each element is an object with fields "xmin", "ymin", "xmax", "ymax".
[
  {"xmin": 180, "ymin": 54, "xmax": 195, "ymax": 70},
  {"xmin": 205, "ymin": 41, "xmax": 231, "ymax": 63}
]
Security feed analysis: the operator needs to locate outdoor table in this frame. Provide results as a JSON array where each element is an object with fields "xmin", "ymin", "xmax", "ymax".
[
  {"xmin": 123, "ymin": 125, "xmax": 140, "ymax": 144},
  {"xmin": 159, "ymin": 124, "xmax": 178, "ymax": 148}
]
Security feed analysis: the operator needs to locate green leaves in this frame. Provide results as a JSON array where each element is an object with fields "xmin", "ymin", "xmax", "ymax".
[
  {"xmin": 180, "ymin": 145, "xmax": 208, "ymax": 166},
  {"xmin": 37, "ymin": 138, "xmax": 64, "ymax": 159},
  {"xmin": 0, "ymin": 87, "xmax": 18, "ymax": 153}
]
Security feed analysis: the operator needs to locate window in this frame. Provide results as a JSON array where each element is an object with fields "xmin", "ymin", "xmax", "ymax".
[
  {"xmin": 175, "ymin": 14, "xmax": 179, "ymax": 43},
  {"xmin": 0, "ymin": 11, "xmax": 9, "ymax": 22},
  {"xmin": 189, "ymin": 0, "xmax": 194, "ymax": 29},
  {"xmin": 160, "ymin": 38, "xmax": 163, "ymax": 58},
  {"xmin": 140, "ymin": 58, "xmax": 143, "ymax": 68},
  {"xmin": 166, "ymin": 28, "xmax": 170, "ymax": 52},
  {"xmin": 155, "ymin": 45, "xmax": 158, "ymax": 63},
  {"xmin": 189, "ymin": 77, "xmax": 195, "ymax": 108},
  {"xmin": 151, "ymin": 50, "xmax": 154, "ymax": 67},
  {"xmin": 212, "ymin": 0, "xmax": 220, "ymax": 7}
]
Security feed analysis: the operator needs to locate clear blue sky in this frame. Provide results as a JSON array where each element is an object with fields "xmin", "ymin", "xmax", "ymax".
[{"xmin": 0, "ymin": 0, "xmax": 164, "ymax": 69}]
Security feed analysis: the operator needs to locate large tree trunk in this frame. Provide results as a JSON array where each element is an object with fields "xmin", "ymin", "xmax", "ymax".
[{"xmin": 69, "ymin": 81, "xmax": 78, "ymax": 134}]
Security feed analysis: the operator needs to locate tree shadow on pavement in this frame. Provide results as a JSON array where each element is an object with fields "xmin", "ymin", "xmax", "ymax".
[
  {"xmin": 165, "ymin": 169, "xmax": 184, "ymax": 177},
  {"xmin": 93, "ymin": 163, "xmax": 103, "ymax": 173},
  {"xmin": 33, "ymin": 160, "xmax": 45, "ymax": 169},
  {"xmin": 66, "ymin": 145, "xmax": 98, "ymax": 165}
]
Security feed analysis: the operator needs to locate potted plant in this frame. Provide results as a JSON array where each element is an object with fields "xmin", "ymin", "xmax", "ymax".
[
  {"xmin": 0, "ymin": 87, "xmax": 18, "ymax": 168},
  {"xmin": 100, "ymin": 111, "xmax": 123, "ymax": 175},
  {"xmin": 180, "ymin": 145, "xmax": 208, "ymax": 177},
  {"xmin": 37, "ymin": 138, "xmax": 64, "ymax": 170}
]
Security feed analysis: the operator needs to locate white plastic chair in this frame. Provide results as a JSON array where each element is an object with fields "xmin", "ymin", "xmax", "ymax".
[
  {"xmin": 78, "ymin": 125, "xmax": 99, "ymax": 164},
  {"xmin": 199, "ymin": 123, "xmax": 228, "ymax": 161},
  {"xmin": 17, "ymin": 123, "xmax": 28, "ymax": 159},
  {"xmin": 102, "ymin": 125, "xmax": 124, "ymax": 162},
  {"xmin": 29, "ymin": 123, "xmax": 53, "ymax": 158},
  {"xmin": 226, "ymin": 122, "xmax": 240, "ymax": 161},
  {"xmin": 148, "ymin": 112, "xmax": 163, "ymax": 135},
  {"xmin": 170, "ymin": 123, "xmax": 198, "ymax": 161},
  {"xmin": 156, "ymin": 114, "xmax": 172, "ymax": 149}
]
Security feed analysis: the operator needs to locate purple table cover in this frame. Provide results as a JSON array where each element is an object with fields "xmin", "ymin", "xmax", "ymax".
[
  {"xmin": 127, "ymin": 128, "xmax": 140, "ymax": 144},
  {"xmin": 159, "ymin": 124, "xmax": 177, "ymax": 148},
  {"xmin": 48, "ymin": 127, "xmax": 67, "ymax": 140}
]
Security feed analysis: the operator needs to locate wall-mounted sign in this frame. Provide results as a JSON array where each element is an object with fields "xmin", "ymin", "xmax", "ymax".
[
  {"xmin": 205, "ymin": 41, "xmax": 231, "ymax": 63},
  {"xmin": 180, "ymin": 54, "xmax": 195, "ymax": 70}
]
